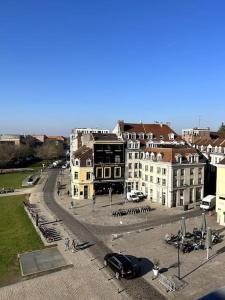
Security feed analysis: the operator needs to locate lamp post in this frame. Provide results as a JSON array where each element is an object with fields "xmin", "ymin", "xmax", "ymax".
[
  {"xmin": 177, "ymin": 230, "xmax": 181, "ymax": 280},
  {"xmin": 109, "ymin": 187, "xmax": 112, "ymax": 209}
]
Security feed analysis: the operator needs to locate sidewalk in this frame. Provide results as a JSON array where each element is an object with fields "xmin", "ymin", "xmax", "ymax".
[{"xmin": 0, "ymin": 171, "xmax": 129, "ymax": 300}]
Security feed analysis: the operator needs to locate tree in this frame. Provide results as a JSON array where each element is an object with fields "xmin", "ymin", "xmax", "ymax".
[
  {"xmin": 218, "ymin": 122, "xmax": 225, "ymax": 133},
  {"xmin": 35, "ymin": 141, "xmax": 64, "ymax": 160},
  {"xmin": 0, "ymin": 144, "xmax": 17, "ymax": 168}
]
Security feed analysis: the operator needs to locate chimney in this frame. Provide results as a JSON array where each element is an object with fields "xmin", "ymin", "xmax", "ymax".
[{"xmin": 160, "ymin": 122, "xmax": 163, "ymax": 127}]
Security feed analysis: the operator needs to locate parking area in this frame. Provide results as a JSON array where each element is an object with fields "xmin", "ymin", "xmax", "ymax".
[{"xmin": 104, "ymin": 213, "xmax": 225, "ymax": 299}]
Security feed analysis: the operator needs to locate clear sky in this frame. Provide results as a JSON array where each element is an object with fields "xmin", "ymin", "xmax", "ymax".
[{"xmin": 0, "ymin": 0, "xmax": 225, "ymax": 136}]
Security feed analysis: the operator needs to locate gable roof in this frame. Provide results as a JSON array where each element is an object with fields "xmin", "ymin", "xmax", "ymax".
[{"xmin": 144, "ymin": 147, "xmax": 202, "ymax": 163}]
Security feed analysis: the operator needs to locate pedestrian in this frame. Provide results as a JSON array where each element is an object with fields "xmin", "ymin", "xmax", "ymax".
[
  {"xmin": 64, "ymin": 238, "xmax": 69, "ymax": 251},
  {"xmin": 67, "ymin": 190, "xmax": 70, "ymax": 196},
  {"xmin": 71, "ymin": 239, "xmax": 77, "ymax": 252},
  {"xmin": 57, "ymin": 189, "xmax": 60, "ymax": 196}
]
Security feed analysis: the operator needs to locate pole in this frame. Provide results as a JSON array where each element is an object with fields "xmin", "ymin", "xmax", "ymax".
[{"xmin": 177, "ymin": 232, "xmax": 181, "ymax": 280}]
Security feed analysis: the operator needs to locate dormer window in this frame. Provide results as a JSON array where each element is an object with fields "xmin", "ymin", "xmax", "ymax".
[
  {"xmin": 145, "ymin": 152, "xmax": 149, "ymax": 159},
  {"xmin": 176, "ymin": 154, "xmax": 182, "ymax": 164},
  {"xmin": 127, "ymin": 141, "xmax": 133, "ymax": 149},
  {"xmin": 168, "ymin": 133, "xmax": 175, "ymax": 140},
  {"xmin": 131, "ymin": 132, "xmax": 136, "ymax": 139},
  {"xmin": 138, "ymin": 132, "xmax": 144, "ymax": 139},
  {"xmin": 86, "ymin": 159, "xmax": 92, "ymax": 167},
  {"xmin": 194, "ymin": 154, "xmax": 199, "ymax": 163},
  {"xmin": 188, "ymin": 155, "xmax": 193, "ymax": 163},
  {"xmin": 160, "ymin": 135, "xmax": 164, "ymax": 140},
  {"xmin": 75, "ymin": 158, "xmax": 80, "ymax": 166},
  {"xmin": 157, "ymin": 153, "xmax": 163, "ymax": 161},
  {"xmin": 147, "ymin": 133, "xmax": 153, "ymax": 140},
  {"xmin": 125, "ymin": 133, "xmax": 130, "ymax": 139},
  {"xmin": 150, "ymin": 152, "xmax": 155, "ymax": 160}
]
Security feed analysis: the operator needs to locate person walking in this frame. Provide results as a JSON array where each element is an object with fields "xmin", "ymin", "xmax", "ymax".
[
  {"xmin": 71, "ymin": 239, "xmax": 77, "ymax": 253},
  {"xmin": 64, "ymin": 238, "xmax": 69, "ymax": 251}
]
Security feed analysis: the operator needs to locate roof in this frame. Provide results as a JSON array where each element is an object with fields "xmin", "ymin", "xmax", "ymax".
[
  {"xmin": 144, "ymin": 147, "xmax": 202, "ymax": 163},
  {"xmin": 194, "ymin": 137, "xmax": 225, "ymax": 147},
  {"xmin": 92, "ymin": 133, "xmax": 121, "ymax": 141},
  {"xmin": 47, "ymin": 136, "xmax": 65, "ymax": 141},
  {"xmin": 119, "ymin": 122, "xmax": 182, "ymax": 142},
  {"xmin": 73, "ymin": 145, "xmax": 93, "ymax": 167}
]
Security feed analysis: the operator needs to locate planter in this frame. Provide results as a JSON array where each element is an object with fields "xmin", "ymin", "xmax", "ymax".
[{"xmin": 153, "ymin": 268, "xmax": 159, "ymax": 277}]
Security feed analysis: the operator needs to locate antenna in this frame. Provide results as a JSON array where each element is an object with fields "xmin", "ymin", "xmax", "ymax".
[{"xmin": 198, "ymin": 115, "xmax": 201, "ymax": 128}]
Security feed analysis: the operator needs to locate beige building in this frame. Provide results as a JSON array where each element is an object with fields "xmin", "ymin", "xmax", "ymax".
[
  {"xmin": 71, "ymin": 146, "xmax": 94, "ymax": 200},
  {"xmin": 139, "ymin": 147, "xmax": 205, "ymax": 208},
  {"xmin": 216, "ymin": 158, "xmax": 225, "ymax": 226}
]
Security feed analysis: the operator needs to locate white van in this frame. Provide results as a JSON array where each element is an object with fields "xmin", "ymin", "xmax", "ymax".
[
  {"xmin": 127, "ymin": 192, "xmax": 140, "ymax": 202},
  {"xmin": 131, "ymin": 190, "xmax": 146, "ymax": 200},
  {"xmin": 200, "ymin": 195, "xmax": 216, "ymax": 210}
]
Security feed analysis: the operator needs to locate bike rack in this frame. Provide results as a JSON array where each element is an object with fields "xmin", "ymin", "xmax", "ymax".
[{"xmin": 157, "ymin": 273, "xmax": 176, "ymax": 292}]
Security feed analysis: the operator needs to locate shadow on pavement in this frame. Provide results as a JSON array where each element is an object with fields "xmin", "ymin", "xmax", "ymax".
[{"xmin": 126, "ymin": 255, "xmax": 153, "ymax": 277}]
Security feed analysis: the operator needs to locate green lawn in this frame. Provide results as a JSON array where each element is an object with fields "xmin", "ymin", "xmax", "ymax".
[
  {"xmin": 0, "ymin": 172, "xmax": 35, "ymax": 189},
  {"xmin": 0, "ymin": 195, "xmax": 44, "ymax": 286}
]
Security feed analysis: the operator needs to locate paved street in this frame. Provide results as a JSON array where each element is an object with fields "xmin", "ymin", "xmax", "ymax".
[{"xmin": 43, "ymin": 169, "xmax": 166, "ymax": 300}]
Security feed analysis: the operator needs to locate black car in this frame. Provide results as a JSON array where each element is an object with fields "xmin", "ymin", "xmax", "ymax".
[{"xmin": 104, "ymin": 253, "xmax": 137, "ymax": 279}]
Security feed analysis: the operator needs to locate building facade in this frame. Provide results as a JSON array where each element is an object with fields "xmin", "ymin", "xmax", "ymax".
[
  {"xmin": 216, "ymin": 158, "xmax": 225, "ymax": 226},
  {"xmin": 71, "ymin": 145, "xmax": 94, "ymax": 200},
  {"xmin": 182, "ymin": 128, "xmax": 210, "ymax": 144},
  {"xmin": 92, "ymin": 133, "xmax": 125, "ymax": 195}
]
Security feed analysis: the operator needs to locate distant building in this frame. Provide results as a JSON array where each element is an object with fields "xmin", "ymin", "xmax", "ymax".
[
  {"xmin": 182, "ymin": 127, "xmax": 210, "ymax": 144},
  {"xmin": 70, "ymin": 127, "xmax": 109, "ymax": 154},
  {"xmin": 216, "ymin": 158, "xmax": 225, "ymax": 226},
  {"xmin": 0, "ymin": 134, "xmax": 24, "ymax": 145},
  {"xmin": 31, "ymin": 135, "xmax": 47, "ymax": 143}
]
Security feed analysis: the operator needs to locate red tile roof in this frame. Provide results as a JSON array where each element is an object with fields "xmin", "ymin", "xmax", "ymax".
[{"xmin": 144, "ymin": 147, "xmax": 199, "ymax": 163}]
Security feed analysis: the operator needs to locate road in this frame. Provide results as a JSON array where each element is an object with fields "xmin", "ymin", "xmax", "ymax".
[{"xmin": 43, "ymin": 169, "xmax": 166, "ymax": 300}]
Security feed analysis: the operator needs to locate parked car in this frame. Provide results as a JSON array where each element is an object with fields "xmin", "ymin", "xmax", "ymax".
[
  {"xmin": 127, "ymin": 193, "xmax": 140, "ymax": 202},
  {"xmin": 131, "ymin": 190, "xmax": 146, "ymax": 200},
  {"xmin": 104, "ymin": 253, "xmax": 137, "ymax": 279}
]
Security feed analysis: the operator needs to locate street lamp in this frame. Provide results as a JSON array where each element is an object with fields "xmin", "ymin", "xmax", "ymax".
[
  {"xmin": 109, "ymin": 186, "xmax": 112, "ymax": 209},
  {"xmin": 177, "ymin": 230, "xmax": 182, "ymax": 280}
]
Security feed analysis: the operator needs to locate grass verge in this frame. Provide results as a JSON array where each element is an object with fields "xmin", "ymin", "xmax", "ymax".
[
  {"xmin": 0, "ymin": 195, "xmax": 44, "ymax": 286},
  {"xmin": 0, "ymin": 172, "xmax": 35, "ymax": 189}
]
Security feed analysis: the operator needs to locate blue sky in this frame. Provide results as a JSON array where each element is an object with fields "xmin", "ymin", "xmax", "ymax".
[{"xmin": 0, "ymin": 0, "xmax": 225, "ymax": 135}]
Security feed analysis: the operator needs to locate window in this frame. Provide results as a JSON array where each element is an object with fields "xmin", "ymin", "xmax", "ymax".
[
  {"xmin": 86, "ymin": 159, "xmax": 91, "ymax": 166},
  {"xmin": 139, "ymin": 133, "xmax": 144, "ymax": 139},
  {"xmin": 181, "ymin": 169, "xmax": 185, "ymax": 176},
  {"xmin": 157, "ymin": 177, "xmax": 160, "ymax": 184},
  {"xmin": 174, "ymin": 169, "xmax": 177, "ymax": 176},
  {"xmin": 134, "ymin": 163, "xmax": 138, "ymax": 169},
  {"xmin": 145, "ymin": 175, "xmax": 148, "ymax": 181},
  {"xmin": 134, "ymin": 171, "xmax": 138, "ymax": 178},
  {"xmin": 131, "ymin": 133, "xmax": 136, "ymax": 139},
  {"xmin": 74, "ymin": 172, "xmax": 78, "ymax": 180},
  {"xmin": 115, "ymin": 155, "xmax": 120, "ymax": 163},
  {"xmin": 162, "ymin": 168, "xmax": 166, "ymax": 175},
  {"xmin": 128, "ymin": 172, "xmax": 132, "ymax": 178},
  {"xmin": 73, "ymin": 185, "xmax": 78, "ymax": 196},
  {"xmin": 150, "ymin": 166, "xmax": 154, "ymax": 172},
  {"xmin": 198, "ymin": 168, "xmax": 202, "ymax": 175},
  {"xmin": 75, "ymin": 159, "xmax": 79, "ymax": 166},
  {"xmin": 219, "ymin": 196, "xmax": 225, "ymax": 200},
  {"xmin": 96, "ymin": 167, "xmax": 103, "ymax": 178},
  {"xmin": 86, "ymin": 172, "xmax": 91, "ymax": 180},
  {"xmin": 139, "ymin": 163, "xmax": 142, "ymax": 169},
  {"xmin": 150, "ymin": 189, "xmax": 153, "ymax": 194},
  {"xmin": 128, "ymin": 163, "xmax": 132, "ymax": 169},
  {"xmin": 190, "ymin": 188, "xmax": 193, "ymax": 203},
  {"xmin": 180, "ymin": 179, "xmax": 184, "ymax": 186},
  {"xmin": 104, "ymin": 167, "xmax": 111, "ymax": 178},
  {"xmin": 136, "ymin": 182, "xmax": 139, "ymax": 190},
  {"xmin": 190, "ymin": 168, "xmax": 194, "ymax": 175},
  {"xmin": 114, "ymin": 167, "xmax": 121, "ymax": 178},
  {"xmin": 157, "ymin": 167, "xmax": 161, "ymax": 174},
  {"xmin": 196, "ymin": 188, "xmax": 202, "ymax": 201},
  {"xmin": 135, "ymin": 152, "xmax": 139, "ymax": 159},
  {"xmin": 145, "ymin": 165, "xmax": 148, "ymax": 171},
  {"xmin": 198, "ymin": 178, "xmax": 202, "ymax": 185},
  {"xmin": 150, "ymin": 176, "xmax": 153, "ymax": 182},
  {"xmin": 162, "ymin": 179, "xmax": 166, "ymax": 186},
  {"xmin": 190, "ymin": 178, "xmax": 194, "ymax": 185},
  {"xmin": 128, "ymin": 152, "xmax": 132, "ymax": 159},
  {"xmin": 139, "ymin": 171, "xmax": 142, "ymax": 178}
]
